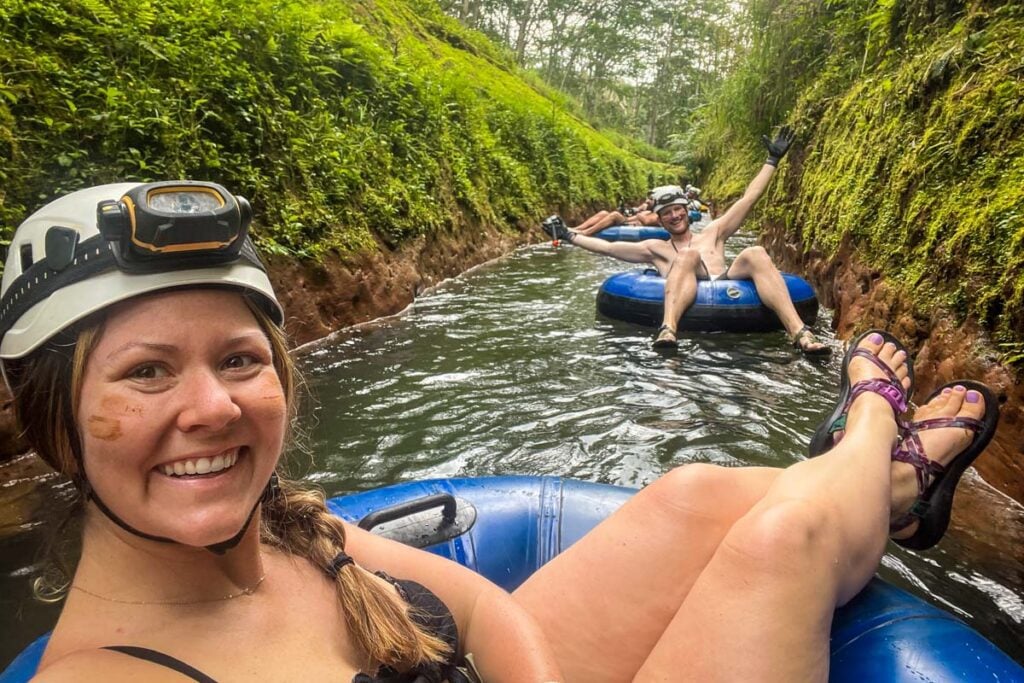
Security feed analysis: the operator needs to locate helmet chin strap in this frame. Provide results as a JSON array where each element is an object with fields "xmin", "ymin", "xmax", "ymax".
[{"xmin": 85, "ymin": 473, "xmax": 280, "ymax": 555}]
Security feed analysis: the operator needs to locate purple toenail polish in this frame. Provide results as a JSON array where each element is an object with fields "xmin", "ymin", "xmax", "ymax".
[
  {"xmin": 954, "ymin": 385, "xmax": 965, "ymax": 392},
  {"xmin": 942, "ymin": 387, "xmax": 952, "ymax": 395},
  {"xmin": 966, "ymin": 391, "xmax": 980, "ymax": 403},
  {"xmin": 869, "ymin": 333, "xmax": 883, "ymax": 344}
]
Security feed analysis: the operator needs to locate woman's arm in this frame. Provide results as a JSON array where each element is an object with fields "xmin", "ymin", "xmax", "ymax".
[
  {"xmin": 458, "ymin": 579, "xmax": 563, "ymax": 681},
  {"xmin": 343, "ymin": 522, "xmax": 564, "ymax": 681}
]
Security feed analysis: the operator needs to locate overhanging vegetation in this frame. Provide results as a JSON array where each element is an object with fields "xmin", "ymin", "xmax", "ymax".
[
  {"xmin": 0, "ymin": 0, "xmax": 675, "ymax": 263},
  {"xmin": 692, "ymin": 0, "xmax": 1024, "ymax": 347}
]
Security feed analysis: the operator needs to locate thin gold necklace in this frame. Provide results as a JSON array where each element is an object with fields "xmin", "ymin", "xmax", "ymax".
[{"xmin": 71, "ymin": 573, "xmax": 267, "ymax": 605}]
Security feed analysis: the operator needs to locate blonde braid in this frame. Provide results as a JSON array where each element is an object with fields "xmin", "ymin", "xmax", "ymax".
[
  {"xmin": 261, "ymin": 478, "xmax": 451, "ymax": 671},
  {"xmin": 247, "ymin": 300, "xmax": 451, "ymax": 672}
]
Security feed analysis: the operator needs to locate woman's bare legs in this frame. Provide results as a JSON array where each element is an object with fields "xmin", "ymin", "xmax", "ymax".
[
  {"xmin": 513, "ymin": 465, "xmax": 781, "ymax": 681},
  {"xmin": 575, "ymin": 211, "xmax": 627, "ymax": 235},
  {"xmin": 513, "ymin": 336, "xmax": 914, "ymax": 681},
  {"xmin": 573, "ymin": 211, "xmax": 610, "ymax": 233},
  {"xmin": 635, "ymin": 337, "xmax": 986, "ymax": 682}
]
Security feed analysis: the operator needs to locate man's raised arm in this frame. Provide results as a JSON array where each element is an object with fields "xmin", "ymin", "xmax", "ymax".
[{"xmin": 712, "ymin": 126, "xmax": 795, "ymax": 240}]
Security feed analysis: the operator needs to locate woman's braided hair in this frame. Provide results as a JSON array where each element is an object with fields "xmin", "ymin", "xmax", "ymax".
[
  {"xmin": 253, "ymin": 303, "xmax": 450, "ymax": 670},
  {"xmin": 7, "ymin": 291, "xmax": 450, "ymax": 672}
]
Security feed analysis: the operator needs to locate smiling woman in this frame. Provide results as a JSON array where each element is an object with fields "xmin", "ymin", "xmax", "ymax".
[
  {"xmin": 0, "ymin": 183, "xmax": 493, "ymax": 681},
  {"xmin": 0, "ymin": 181, "xmax": 1007, "ymax": 683},
  {"xmin": 73, "ymin": 291, "xmax": 287, "ymax": 549}
]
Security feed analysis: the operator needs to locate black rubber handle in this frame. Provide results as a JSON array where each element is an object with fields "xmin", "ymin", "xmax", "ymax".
[{"xmin": 357, "ymin": 493, "xmax": 458, "ymax": 531}]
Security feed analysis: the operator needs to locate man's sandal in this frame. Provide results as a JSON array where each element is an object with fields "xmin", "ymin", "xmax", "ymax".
[
  {"xmin": 890, "ymin": 380, "xmax": 999, "ymax": 550},
  {"xmin": 808, "ymin": 329, "xmax": 915, "ymax": 458},
  {"xmin": 652, "ymin": 324, "xmax": 678, "ymax": 349},
  {"xmin": 791, "ymin": 325, "xmax": 832, "ymax": 356}
]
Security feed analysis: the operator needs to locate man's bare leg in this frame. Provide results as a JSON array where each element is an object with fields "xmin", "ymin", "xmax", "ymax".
[
  {"xmin": 726, "ymin": 246, "xmax": 828, "ymax": 353},
  {"xmin": 655, "ymin": 249, "xmax": 702, "ymax": 347}
]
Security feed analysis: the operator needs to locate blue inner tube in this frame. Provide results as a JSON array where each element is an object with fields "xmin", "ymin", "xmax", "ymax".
[
  {"xmin": 593, "ymin": 225, "xmax": 671, "ymax": 242},
  {"xmin": 597, "ymin": 268, "xmax": 819, "ymax": 333},
  {"xmin": 3, "ymin": 476, "xmax": 1022, "ymax": 682}
]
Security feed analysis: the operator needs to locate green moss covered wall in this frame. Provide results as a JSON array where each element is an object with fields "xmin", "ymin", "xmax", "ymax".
[
  {"xmin": 0, "ymin": 0, "xmax": 674, "ymax": 263},
  {"xmin": 694, "ymin": 0, "xmax": 1024, "ymax": 352},
  {"xmin": 784, "ymin": 2, "xmax": 1024, "ymax": 346}
]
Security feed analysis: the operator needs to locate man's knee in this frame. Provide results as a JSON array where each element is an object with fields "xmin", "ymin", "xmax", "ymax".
[{"xmin": 738, "ymin": 246, "xmax": 776, "ymax": 271}]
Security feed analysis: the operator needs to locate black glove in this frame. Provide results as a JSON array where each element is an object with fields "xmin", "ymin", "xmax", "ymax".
[
  {"xmin": 541, "ymin": 215, "xmax": 574, "ymax": 242},
  {"xmin": 761, "ymin": 125, "xmax": 795, "ymax": 166}
]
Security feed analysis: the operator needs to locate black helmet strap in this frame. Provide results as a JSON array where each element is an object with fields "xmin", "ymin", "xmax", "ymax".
[
  {"xmin": 85, "ymin": 473, "xmax": 278, "ymax": 555},
  {"xmin": 0, "ymin": 234, "xmax": 274, "ymax": 345}
]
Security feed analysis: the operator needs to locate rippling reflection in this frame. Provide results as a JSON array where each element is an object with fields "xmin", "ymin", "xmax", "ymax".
[{"xmin": 300, "ymin": 233, "xmax": 1023, "ymax": 662}]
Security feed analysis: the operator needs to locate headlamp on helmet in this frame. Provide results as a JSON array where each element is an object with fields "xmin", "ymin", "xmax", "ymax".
[
  {"xmin": 97, "ymin": 181, "xmax": 252, "ymax": 273},
  {"xmin": 0, "ymin": 180, "xmax": 281, "ymax": 361}
]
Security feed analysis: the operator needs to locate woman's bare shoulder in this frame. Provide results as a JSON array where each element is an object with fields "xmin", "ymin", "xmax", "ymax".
[{"xmin": 32, "ymin": 647, "xmax": 187, "ymax": 682}]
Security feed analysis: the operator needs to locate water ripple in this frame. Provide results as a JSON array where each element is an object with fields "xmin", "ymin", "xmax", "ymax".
[{"xmin": 298, "ymin": 235, "xmax": 1023, "ymax": 663}]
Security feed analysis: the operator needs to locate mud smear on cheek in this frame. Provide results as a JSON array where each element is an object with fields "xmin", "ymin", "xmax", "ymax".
[
  {"xmin": 86, "ymin": 397, "xmax": 145, "ymax": 441},
  {"xmin": 86, "ymin": 415, "xmax": 122, "ymax": 441},
  {"xmin": 101, "ymin": 395, "xmax": 144, "ymax": 417},
  {"xmin": 257, "ymin": 373, "xmax": 287, "ymax": 417}
]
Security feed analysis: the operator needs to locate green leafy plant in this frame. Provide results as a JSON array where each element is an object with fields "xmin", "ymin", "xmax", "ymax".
[
  {"xmin": 688, "ymin": 0, "xmax": 1024, "ymax": 347},
  {"xmin": 0, "ymin": 0, "xmax": 675, "ymax": 271}
]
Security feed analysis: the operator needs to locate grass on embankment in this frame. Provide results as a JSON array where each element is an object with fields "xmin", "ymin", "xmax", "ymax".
[
  {"xmin": 0, "ymin": 0, "xmax": 676, "ymax": 265},
  {"xmin": 690, "ymin": 0, "xmax": 1024, "ymax": 352}
]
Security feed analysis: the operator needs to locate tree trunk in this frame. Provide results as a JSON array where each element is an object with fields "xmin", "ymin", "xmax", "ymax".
[{"xmin": 514, "ymin": 0, "xmax": 535, "ymax": 65}]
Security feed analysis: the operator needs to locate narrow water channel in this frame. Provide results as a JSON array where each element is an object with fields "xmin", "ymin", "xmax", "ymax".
[
  {"xmin": 1, "ymin": 230, "xmax": 1022, "ymax": 668},
  {"xmin": 299, "ymin": 233, "xmax": 1024, "ymax": 662}
]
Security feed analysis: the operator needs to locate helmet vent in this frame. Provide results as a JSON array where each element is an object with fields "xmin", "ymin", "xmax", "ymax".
[{"xmin": 19, "ymin": 244, "xmax": 33, "ymax": 272}]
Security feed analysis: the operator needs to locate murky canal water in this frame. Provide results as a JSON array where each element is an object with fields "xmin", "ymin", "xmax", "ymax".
[{"xmin": 1, "ymin": 230, "xmax": 1022, "ymax": 668}]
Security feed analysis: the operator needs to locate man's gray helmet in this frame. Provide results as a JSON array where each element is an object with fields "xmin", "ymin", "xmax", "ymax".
[
  {"xmin": 0, "ymin": 182, "xmax": 283, "ymax": 364},
  {"xmin": 650, "ymin": 185, "xmax": 689, "ymax": 214}
]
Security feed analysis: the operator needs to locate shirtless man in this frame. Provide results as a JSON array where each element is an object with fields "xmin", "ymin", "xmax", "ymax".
[{"xmin": 542, "ymin": 126, "xmax": 830, "ymax": 354}]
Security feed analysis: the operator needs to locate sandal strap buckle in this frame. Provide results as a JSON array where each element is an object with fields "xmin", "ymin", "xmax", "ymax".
[{"xmin": 849, "ymin": 378, "xmax": 908, "ymax": 416}]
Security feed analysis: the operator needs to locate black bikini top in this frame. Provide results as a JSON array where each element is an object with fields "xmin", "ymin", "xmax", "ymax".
[{"xmin": 102, "ymin": 573, "xmax": 464, "ymax": 683}]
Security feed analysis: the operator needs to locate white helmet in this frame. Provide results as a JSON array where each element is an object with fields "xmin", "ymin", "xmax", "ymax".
[
  {"xmin": 0, "ymin": 181, "xmax": 283, "ymax": 361},
  {"xmin": 650, "ymin": 185, "xmax": 689, "ymax": 214}
]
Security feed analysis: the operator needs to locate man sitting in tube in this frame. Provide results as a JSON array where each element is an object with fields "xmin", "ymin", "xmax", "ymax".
[{"xmin": 542, "ymin": 126, "xmax": 830, "ymax": 354}]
